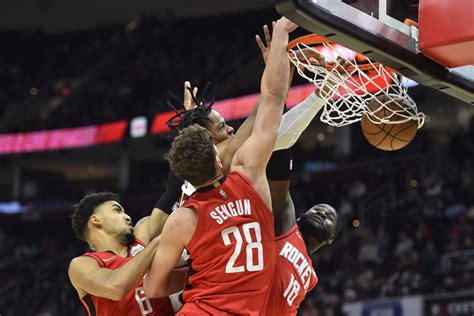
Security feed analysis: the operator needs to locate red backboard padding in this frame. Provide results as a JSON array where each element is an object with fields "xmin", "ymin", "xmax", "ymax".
[{"xmin": 419, "ymin": 0, "xmax": 474, "ymax": 68}]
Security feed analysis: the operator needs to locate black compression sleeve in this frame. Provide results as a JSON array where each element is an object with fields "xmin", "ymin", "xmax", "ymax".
[
  {"xmin": 266, "ymin": 148, "xmax": 293, "ymax": 181},
  {"xmin": 155, "ymin": 169, "xmax": 184, "ymax": 215}
]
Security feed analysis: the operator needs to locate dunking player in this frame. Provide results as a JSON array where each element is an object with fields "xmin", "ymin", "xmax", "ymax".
[
  {"xmin": 264, "ymin": 149, "xmax": 342, "ymax": 315},
  {"xmin": 143, "ymin": 17, "xmax": 298, "ymax": 315},
  {"xmin": 68, "ymin": 192, "xmax": 182, "ymax": 315}
]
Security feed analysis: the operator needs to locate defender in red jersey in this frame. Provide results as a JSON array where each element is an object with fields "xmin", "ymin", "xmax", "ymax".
[
  {"xmin": 264, "ymin": 149, "xmax": 342, "ymax": 316},
  {"xmin": 143, "ymin": 17, "xmax": 298, "ymax": 315},
  {"xmin": 265, "ymin": 203, "xmax": 340, "ymax": 316},
  {"xmin": 68, "ymin": 192, "xmax": 183, "ymax": 316},
  {"xmin": 178, "ymin": 171, "xmax": 275, "ymax": 314}
]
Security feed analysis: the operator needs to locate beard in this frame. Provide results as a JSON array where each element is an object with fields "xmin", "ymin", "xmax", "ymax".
[
  {"xmin": 313, "ymin": 226, "xmax": 332, "ymax": 243},
  {"xmin": 118, "ymin": 230, "xmax": 136, "ymax": 247},
  {"xmin": 298, "ymin": 215, "xmax": 331, "ymax": 243}
]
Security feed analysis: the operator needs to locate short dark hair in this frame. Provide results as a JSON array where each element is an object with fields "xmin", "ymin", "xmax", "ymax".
[
  {"xmin": 71, "ymin": 192, "xmax": 119, "ymax": 241},
  {"xmin": 168, "ymin": 124, "xmax": 217, "ymax": 186}
]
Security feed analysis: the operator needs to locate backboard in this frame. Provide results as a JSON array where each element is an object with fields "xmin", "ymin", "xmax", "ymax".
[{"xmin": 276, "ymin": 0, "xmax": 474, "ymax": 105}]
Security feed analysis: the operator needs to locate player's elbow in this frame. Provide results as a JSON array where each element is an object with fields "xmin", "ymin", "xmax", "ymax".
[
  {"xmin": 261, "ymin": 77, "xmax": 288, "ymax": 104},
  {"xmin": 106, "ymin": 284, "xmax": 127, "ymax": 301},
  {"xmin": 143, "ymin": 278, "xmax": 163, "ymax": 298},
  {"xmin": 254, "ymin": 127, "xmax": 278, "ymax": 145},
  {"xmin": 261, "ymin": 87, "xmax": 286, "ymax": 106}
]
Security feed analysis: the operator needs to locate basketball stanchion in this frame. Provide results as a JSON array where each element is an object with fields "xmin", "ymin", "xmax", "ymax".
[{"xmin": 287, "ymin": 34, "xmax": 426, "ymax": 151}]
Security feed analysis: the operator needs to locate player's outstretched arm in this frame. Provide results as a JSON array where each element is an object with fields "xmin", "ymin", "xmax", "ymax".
[
  {"xmin": 68, "ymin": 237, "xmax": 160, "ymax": 301},
  {"xmin": 216, "ymin": 24, "xmax": 273, "ymax": 173},
  {"xmin": 219, "ymin": 23, "xmax": 299, "ymax": 173},
  {"xmin": 144, "ymin": 207, "xmax": 194, "ymax": 298},
  {"xmin": 274, "ymin": 91, "xmax": 326, "ymax": 150},
  {"xmin": 231, "ymin": 18, "xmax": 297, "ymax": 199}
]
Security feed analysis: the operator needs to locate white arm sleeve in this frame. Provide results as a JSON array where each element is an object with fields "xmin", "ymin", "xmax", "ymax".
[{"xmin": 274, "ymin": 92, "xmax": 326, "ymax": 151}]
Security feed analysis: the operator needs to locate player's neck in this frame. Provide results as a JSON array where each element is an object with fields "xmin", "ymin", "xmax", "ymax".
[
  {"xmin": 305, "ymin": 238, "xmax": 324, "ymax": 255},
  {"xmin": 194, "ymin": 173, "xmax": 224, "ymax": 190},
  {"xmin": 308, "ymin": 243, "xmax": 322, "ymax": 254},
  {"xmin": 89, "ymin": 233, "xmax": 129, "ymax": 257}
]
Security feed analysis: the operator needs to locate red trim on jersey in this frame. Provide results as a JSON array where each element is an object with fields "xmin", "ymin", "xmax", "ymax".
[
  {"xmin": 83, "ymin": 238, "xmax": 146, "ymax": 265},
  {"xmin": 134, "ymin": 238, "xmax": 145, "ymax": 247},
  {"xmin": 275, "ymin": 224, "xmax": 299, "ymax": 241},
  {"xmin": 80, "ymin": 294, "xmax": 95, "ymax": 316},
  {"xmin": 82, "ymin": 252, "xmax": 106, "ymax": 267}
]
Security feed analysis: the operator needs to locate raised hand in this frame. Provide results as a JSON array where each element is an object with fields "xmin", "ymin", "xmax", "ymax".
[
  {"xmin": 255, "ymin": 22, "xmax": 276, "ymax": 65},
  {"xmin": 183, "ymin": 81, "xmax": 199, "ymax": 111},
  {"xmin": 274, "ymin": 16, "xmax": 298, "ymax": 33}
]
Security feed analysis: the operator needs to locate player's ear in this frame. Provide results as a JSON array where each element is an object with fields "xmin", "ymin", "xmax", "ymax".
[
  {"xmin": 327, "ymin": 234, "xmax": 335, "ymax": 245},
  {"xmin": 89, "ymin": 214, "xmax": 102, "ymax": 227},
  {"xmin": 215, "ymin": 157, "xmax": 223, "ymax": 170}
]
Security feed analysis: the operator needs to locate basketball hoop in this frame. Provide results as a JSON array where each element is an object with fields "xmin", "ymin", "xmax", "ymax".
[{"xmin": 288, "ymin": 34, "xmax": 425, "ymax": 128}]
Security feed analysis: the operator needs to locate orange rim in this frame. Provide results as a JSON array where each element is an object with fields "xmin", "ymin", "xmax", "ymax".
[
  {"xmin": 287, "ymin": 34, "xmax": 333, "ymax": 51},
  {"xmin": 288, "ymin": 34, "xmax": 389, "ymax": 73}
]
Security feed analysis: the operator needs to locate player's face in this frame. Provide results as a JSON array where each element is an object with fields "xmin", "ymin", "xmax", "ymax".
[
  {"xmin": 94, "ymin": 201, "xmax": 135, "ymax": 245},
  {"xmin": 304, "ymin": 203, "xmax": 338, "ymax": 245},
  {"xmin": 207, "ymin": 110, "xmax": 235, "ymax": 144}
]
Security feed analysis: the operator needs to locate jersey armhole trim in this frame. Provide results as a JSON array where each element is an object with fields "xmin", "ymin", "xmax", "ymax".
[
  {"xmin": 275, "ymin": 224, "xmax": 298, "ymax": 241},
  {"xmin": 79, "ymin": 294, "xmax": 96, "ymax": 316},
  {"xmin": 82, "ymin": 253, "xmax": 106, "ymax": 268},
  {"xmin": 134, "ymin": 238, "xmax": 145, "ymax": 247}
]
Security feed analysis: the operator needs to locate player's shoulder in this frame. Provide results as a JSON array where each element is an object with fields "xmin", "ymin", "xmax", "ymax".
[
  {"xmin": 226, "ymin": 169, "xmax": 253, "ymax": 186},
  {"xmin": 170, "ymin": 206, "xmax": 196, "ymax": 218},
  {"xmin": 68, "ymin": 255, "xmax": 102, "ymax": 291},
  {"xmin": 69, "ymin": 255, "xmax": 102, "ymax": 272},
  {"xmin": 165, "ymin": 207, "xmax": 197, "ymax": 230},
  {"xmin": 162, "ymin": 206, "xmax": 197, "ymax": 246}
]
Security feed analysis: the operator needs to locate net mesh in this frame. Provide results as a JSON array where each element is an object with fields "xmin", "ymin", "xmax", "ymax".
[{"xmin": 289, "ymin": 40, "xmax": 425, "ymax": 128}]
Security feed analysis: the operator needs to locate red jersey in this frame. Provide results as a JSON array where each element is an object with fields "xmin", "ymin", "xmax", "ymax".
[
  {"xmin": 80, "ymin": 239, "xmax": 174, "ymax": 316},
  {"xmin": 265, "ymin": 225, "xmax": 318, "ymax": 316},
  {"xmin": 180, "ymin": 171, "xmax": 276, "ymax": 315}
]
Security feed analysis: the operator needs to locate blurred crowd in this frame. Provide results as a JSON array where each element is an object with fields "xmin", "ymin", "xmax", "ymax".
[{"xmin": 0, "ymin": 12, "xmax": 275, "ymax": 133}]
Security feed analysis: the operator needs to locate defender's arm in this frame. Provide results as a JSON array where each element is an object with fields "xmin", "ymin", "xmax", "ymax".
[
  {"xmin": 68, "ymin": 237, "xmax": 160, "ymax": 301},
  {"xmin": 143, "ymin": 207, "xmax": 195, "ymax": 298}
]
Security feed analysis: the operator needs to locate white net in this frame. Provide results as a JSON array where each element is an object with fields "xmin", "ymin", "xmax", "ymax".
[{"xmin": 289, "ymin": 40, "xmax": 425, "ymax": 128}]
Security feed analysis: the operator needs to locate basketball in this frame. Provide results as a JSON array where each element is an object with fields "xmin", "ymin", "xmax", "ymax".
[{"xmin": 361, "ymin": 94, "xmax": 418, "ymax": 151}]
